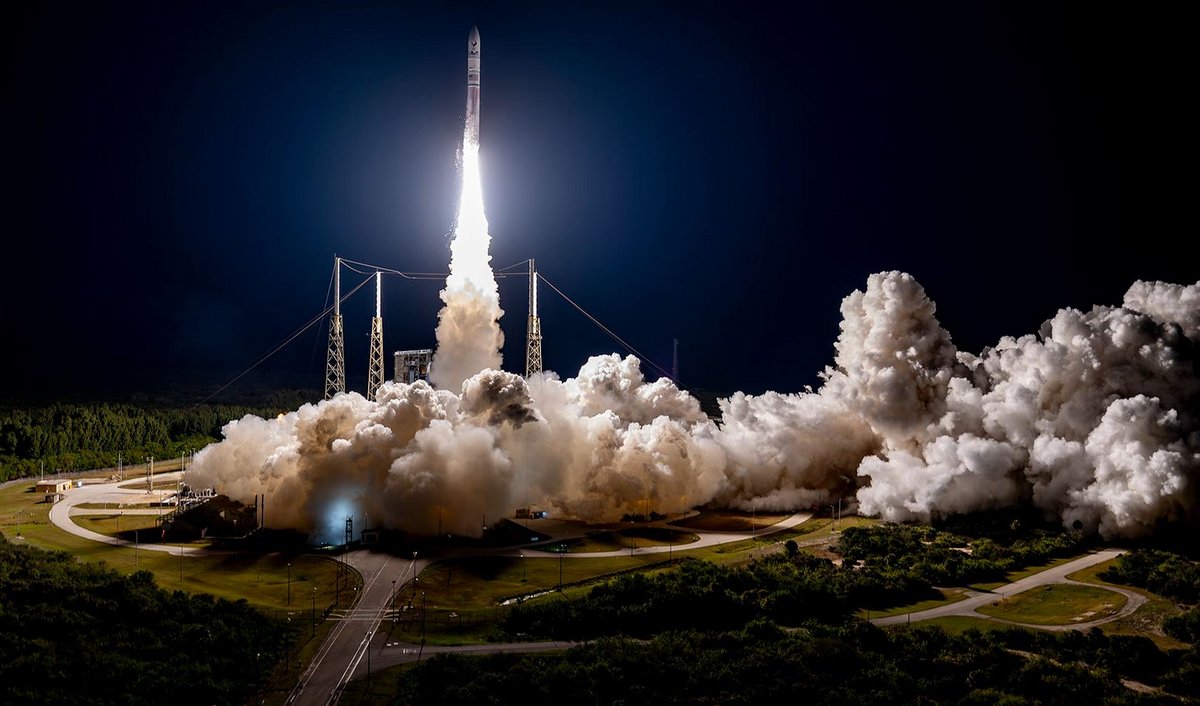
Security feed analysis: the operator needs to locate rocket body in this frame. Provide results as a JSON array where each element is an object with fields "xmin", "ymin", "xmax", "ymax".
[{"xmin": 466, "ymin": 26, "xmax": 481, "ymax": 144}]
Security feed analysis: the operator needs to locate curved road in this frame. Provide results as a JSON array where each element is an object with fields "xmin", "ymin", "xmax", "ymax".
[
  {"xmin": 871, "ymin": 548, "xmax": 1142, "ymax": 630},
  {"xmin": 47, "ymin": 470, "xmax": 209, "ymax": 556},
  {"xmin": 291, "ymin": 512, "xmax": 812, "ymax": 705},
  {"xmin": 42, "ymin": 476, "xmax": 1146, "ymax": 700}
]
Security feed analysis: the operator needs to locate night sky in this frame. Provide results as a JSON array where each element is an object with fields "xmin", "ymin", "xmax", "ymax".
[{"xmin": 3, "ymin": 2, "xmax": 1192, "ymax": 403}]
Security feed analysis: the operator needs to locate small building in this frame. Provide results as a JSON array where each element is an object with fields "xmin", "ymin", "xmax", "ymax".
[
  {"xmin": 394, "ymin": 349, "xmax": 433, "ymax": 384},
  {"xmin": 36, "ymin": 479, "xmax": 72, "ymax": 494}
]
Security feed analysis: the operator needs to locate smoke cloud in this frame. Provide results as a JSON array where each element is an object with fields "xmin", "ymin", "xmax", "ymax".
[
  {"xmin": 429, "ymin": 140, "xmax": 504, "ymax": 392},
  {"xmin": 187, "ymin": 271, "xmax": 1199, "ymax": 541},
  {"xmin": 186, "ymin": 100, "xmax": 1200, "ymax": 543},
  {"xmin": 160, "ymin": 22, "xmax": 1193, "ymax": 544}
]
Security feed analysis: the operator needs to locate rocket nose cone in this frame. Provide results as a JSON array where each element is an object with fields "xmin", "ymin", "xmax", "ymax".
[{"xmin": 469, "ymin": 26, "xmax": 480, "ymax": 48}]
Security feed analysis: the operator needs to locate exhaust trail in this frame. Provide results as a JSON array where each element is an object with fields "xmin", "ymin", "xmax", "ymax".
[{"xmin": 184, "ymin": 28, "xmax": 1199, "ymax": 541}]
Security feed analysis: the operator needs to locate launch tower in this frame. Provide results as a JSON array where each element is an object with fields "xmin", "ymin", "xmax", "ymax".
[
  {"xmin": 367, "ymin": 272, "xmax": 385, "ymax": 399},
  {"xmin": 526, "ymin": 258, "xmax": 543, "ymax": 377},
  {"xmin": 324, "ymin": 256, "xmax": 346, "ymax": 399}
]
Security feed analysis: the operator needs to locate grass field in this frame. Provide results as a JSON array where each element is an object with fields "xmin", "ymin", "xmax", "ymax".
[
  {"xmin": 914, "ymin": 615, "xmax": 1036, "ymax": 635},
  {"xmin": 967, "ymin": 554, "xmax": 1079, "ymax": 591},
  {"xmin": 74, "ymin": 500, "xmax": 160, "ymax": 509},
  {"xmin": 339, "ymin": 663, "xmax": 414, "ymax": 706},
  {"xmin": 564, "ymin": 527, "xmax": 699, "ymax": 553},
  {"xmin": 857, "ymin": 588, "xmax": 970, "ymax": 619},
  {"xmin": 1067, "ymin": 559, "xmax": 1188, "ymax": 649},
  {"xmin": 0, "ymin": 478, "xmax": 359, "ymax": 613},
  {"xmin": 977, "ymin": 584, "xmax": 1126, "ymax": 625},
  {"xmin": 671, "ymin": 509, "xmax": 796, "ymax": 532},
  {"xmin": 74, "ymin": 512, "xmax": 163, "ymax": 537}
]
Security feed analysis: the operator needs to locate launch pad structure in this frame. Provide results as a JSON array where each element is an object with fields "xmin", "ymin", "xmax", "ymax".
[
  {"xmin": 316, "ymin": 253, "xmax": 684, "ymax": 399},
  {"xmin": 526, "ymin": 258, "xmax": 542, "ymax": 378},
  {"xmin": 305, "ymin": 27, "xmax": 681, "ymax": 401},
  {"xmin": 321, "ymin": 255, "xmax": 546, "ymax": 397}
]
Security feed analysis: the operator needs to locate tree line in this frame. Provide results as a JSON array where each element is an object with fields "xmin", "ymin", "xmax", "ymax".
[
  {"xmin": 402, "ymin": 622, "xmax": 1197, "ymax": 705},
  {"xmin": 482, "ymin": 523, "xmax": 1198, "ymax": 705},
  {"xmin": 0, "ymin": 535, "xmax": 290, "ymax": 705},
  {"xmin": 0, "ymin": 402, "xmax": 293, "ymax": 482}
]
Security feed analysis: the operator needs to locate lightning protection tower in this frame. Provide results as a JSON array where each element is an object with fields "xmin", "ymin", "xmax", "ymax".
[
  {"xmin": 324, "ymin": 256, "xmax": 346, "ymax": 399},
  {"xmin": 367, "ymin": 271, "xmax": 385, "ymax": 399},
  {"xmin": 526, "ymin": 259, "xmax": 543, "ymax": 378}
]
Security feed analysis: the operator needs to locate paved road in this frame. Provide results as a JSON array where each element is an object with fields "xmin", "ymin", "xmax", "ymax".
[
  {"xmin": 289, "ymin": 512, "xmax": 810, "ymax": 703},
  {"xmin": 871, "ymin": 548, "xmax": 1143, "ymax": 629},
  {"xmin": 286, "ymin": 550, "xmax": 421, "ymax": 705},
  {"xmin": 47, "ymin": 471, "xmax": 208, "ymax": 555},
  {"xmin": 518, "ymin": 512, "xmax": 812, "ymax": 559},
  {"xmin": 47, "ymin": 480, "xmax": 1141, "ymax": 695}
]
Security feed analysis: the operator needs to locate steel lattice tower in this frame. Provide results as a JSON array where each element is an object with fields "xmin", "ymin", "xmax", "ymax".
[
  {"xmin": 526, "ymin": 259, "xmax": 543, "ymax": 378},
  {"xmin": 324, "ymin": 257, "xmax": 346, "ymax": 400},
  {"xmin": 367, "ymin": 272, "xmax": 385, "ymax": 400}
]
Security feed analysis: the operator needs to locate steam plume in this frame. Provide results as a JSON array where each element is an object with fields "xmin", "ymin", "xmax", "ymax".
[
  {"xmin": 187, "ymin": 269, "xmax": 1198, "ymax": 541},
  {"xmin": 429, "ymin": 139, "xmax": 504, "ymax": 392}
]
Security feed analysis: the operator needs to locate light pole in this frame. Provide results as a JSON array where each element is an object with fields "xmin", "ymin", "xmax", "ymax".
[
  {"xmin": 311, "ymin": 586, "xmax": 317, "ymax": 637},
  {"xmin": 521, "ymin": 552, "xmax": 526, "ymax": 582},
  {"xmin": 287, "ymin": 562, "xmax": 292, "ymax": 606},
  {"xmin": 558, "ymin": 544, "xmax": 564, "ymax": 591}
]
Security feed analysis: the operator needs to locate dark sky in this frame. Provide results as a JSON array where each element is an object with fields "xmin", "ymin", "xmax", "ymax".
[{"xmin": 3, "ymin": 2, "xmax": 1193, "ymax": 403}]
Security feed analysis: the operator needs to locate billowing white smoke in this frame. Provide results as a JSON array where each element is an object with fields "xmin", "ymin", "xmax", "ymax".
[
  {"xmin": 429, "ymin": 139, "xmax": 504, "ymax": 392},
  {"xmin": 187, "ymin": 271, "xmax": 1199, "ymax": 541},
  {"xmin": 850, "ymin": 272, "xmax": 1199, "ymax": 538}
]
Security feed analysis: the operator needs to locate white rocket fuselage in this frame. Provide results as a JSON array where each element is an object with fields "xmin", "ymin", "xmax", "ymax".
[{"xmin": 466, "ymin": 26, "xmax": 481, "ymax": 144}]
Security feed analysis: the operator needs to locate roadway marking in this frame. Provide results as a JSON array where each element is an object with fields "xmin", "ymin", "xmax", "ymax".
[{"xmin": 328, "ymin": 555, "xmax": 399, "ymax": 705}]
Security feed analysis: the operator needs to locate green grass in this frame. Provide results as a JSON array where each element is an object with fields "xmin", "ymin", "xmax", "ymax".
[
  {"xmin": 977, "ymin": 584, "xmax": 1126, "ymax": 625},
  {"xmin": 1067, "ymin": 559, "xmax": 1188, "ymax": 650},
  {"xmin": 0, "ymin": 478, "xmax": 359, "ymax": 613},
  {"xmin": 857, "ymin": 588, "xmax": 969, "ymax": 619},
  {"xmin": 73, "ymin": 512, "xmax": 163, "ymax": 537},
  {"xmin": 74, "ymin": 501, "xmax": 160, "ymax": 510},
  {"xmin": 414, "ymin": 554, "xmax": 677, "ymax": 610},
  {"xmin": 671, "ymin": 510, "xmax": 796, "ymax": 532},
  {"xmin": 795, "ymin": 515, "xmax": 879, "ymax": 544},
  {"xmin": 564, "ymin": 527, "xmax": 699, "ymax": 553},
  {"xmin": 914, "ymin": 616, "xmax": 1041, "ymax": 635},
  {"xmin": 967, "ymin": 554, "xmax": 1079, "ymax": 591},
  {"xmin": 338, "ymin": 663, "xmax": 416, "ymax": 706}
]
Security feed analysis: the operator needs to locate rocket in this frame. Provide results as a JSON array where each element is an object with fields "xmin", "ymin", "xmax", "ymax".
[{"xmin": 466, "ymin": 26, "xmax": 481, "ymax": 144}]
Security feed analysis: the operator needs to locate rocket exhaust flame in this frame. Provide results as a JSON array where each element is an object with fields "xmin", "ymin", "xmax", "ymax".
[
  {"xmin": 182, "ymin": 29, "xmax": 1200, "ymax": 543},
  {"xmin": 429, "ymin": 27, "xmax": 504, "ymax": 392}
]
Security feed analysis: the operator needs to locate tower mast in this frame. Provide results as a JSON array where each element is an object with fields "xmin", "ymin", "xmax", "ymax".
[
  {"xmin": 525, "ymin": 259, "xmax": 543, "ymax": 378},
  {"xmin": 367, "ymin": 271, "xmax": 385, "ymax": 399},
  {"xmin": 324, "ymin": 256, "xmax": 346, "ymax": 399}
]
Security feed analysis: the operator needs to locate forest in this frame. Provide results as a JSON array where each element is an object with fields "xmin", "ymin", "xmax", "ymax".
[
  {"xmin": 483, "ymin": 527, "xmax": 1199, "ymax": 705},
  {"xmin": 499, "ymin": 522, "xmax": 1090, "ymax": 640},
  {"xmin": 0, "ymin": 400, "xmax": 303, "ymax": 482},
  {"xmin": 0, "ymin": 536, "xmax": 289, "ymax": 705},
  {"xmin": 400, "ymin": 622, "xmax": 1198, "ymax": 706}
]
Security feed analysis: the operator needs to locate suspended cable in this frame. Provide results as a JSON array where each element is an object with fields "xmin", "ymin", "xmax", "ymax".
[
  {"xmin": 339, "ymin": 258, "xmax": 446, "ymax": 279},
  {"xmin": 496, "ymin": 258, "xmax": 532, "ymax": 273},
  {"xmin": 338, "ymin": 256, "xmax": 517, "ymax": 279},
  {"xmin": 537, "ymin": 272, "xmax": 683, "ymax": 387},
  {"xmin": 196, "ymin": 274, "xmax": 375, "ymax": 406}
]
